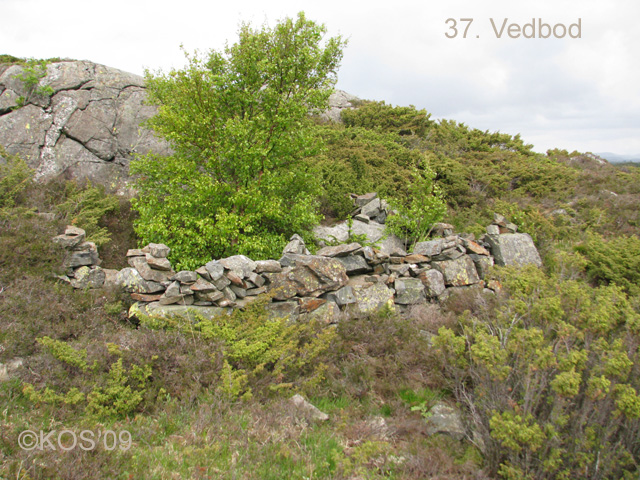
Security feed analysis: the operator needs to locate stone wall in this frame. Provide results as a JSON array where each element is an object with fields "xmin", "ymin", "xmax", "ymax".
[{"xmin": 52, "ymin": 198, "xmax": 542, "ymax": 323}]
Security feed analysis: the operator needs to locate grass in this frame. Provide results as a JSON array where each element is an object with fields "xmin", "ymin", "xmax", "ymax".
[{"xmin": 0, "ymin": 181, "xmax": 483, "ymax": 478}]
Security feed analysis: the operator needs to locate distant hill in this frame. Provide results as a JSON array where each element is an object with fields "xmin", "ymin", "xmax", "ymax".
[{"xmin": 596, "ymin": 152, "xmax": 640, "ymax": 163}]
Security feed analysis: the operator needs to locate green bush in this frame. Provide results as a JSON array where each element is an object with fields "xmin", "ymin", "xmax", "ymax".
[
  {"xmin": 433, "ymin": 265, "xmax": 640, "ymax": 478},
  {"xmin": 386, "ymin": 159, "xmax": 447, "ymax": 249},
  {"xmin": 135, "ymin": 295, "xmax": 336, "ymax": 399},
  {"xmin": 576, "ymin": 233, "xmax": 640, "ymax": 296},
  {"xmin": 131, "ymin": 13, "xmax": 346, "ymax": 269},
  {"xmin": 54, "ymin": 181, "xmax": 119, "ymax": 246},
  {"xmin": 0, "ymin": 146, "xmax": 33, "ymax": 211}
]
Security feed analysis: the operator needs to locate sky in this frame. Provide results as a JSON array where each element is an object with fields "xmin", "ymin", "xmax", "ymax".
[{"xmin": 2, "ymin": 0, "xmax": 639, "ymax": 156}]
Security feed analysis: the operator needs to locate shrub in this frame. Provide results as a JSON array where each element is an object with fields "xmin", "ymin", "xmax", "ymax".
[
  {"xmin": 576, "ymin": 233, "xmax": 640, "ymax": 296},
  {"xmin": 134, "ymin": 295, "xmax": 336, "ymax": 399},
  {"xmin": 433, "ymin": 265, "xmax": 640, "ymax": 478},
  {"xmin": 54, "ymin": 181, "xmax": 119, "ymax": 247},
  {"xmin": 131, "ymin": 13, "xmax": 346, "ymax": 269}
]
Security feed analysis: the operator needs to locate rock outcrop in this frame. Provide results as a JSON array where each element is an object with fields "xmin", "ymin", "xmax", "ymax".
[
  {"xmin": 0, "ymin": 60, "xmax": 357, "ymax": 194},
  {"xmin": 0, "ymin": 60, "xmax": 171, "ymax": 193}
]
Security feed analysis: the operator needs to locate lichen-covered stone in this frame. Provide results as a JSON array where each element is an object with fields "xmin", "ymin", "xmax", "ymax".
[
  {"xmin": 268, "ymin": 255, "xmax": 349, "ymax": 300},
  {"xmin": 485, "ymin": 233, "xmax": 542, "ymax": 267},
  {"xmin": 116, "ymin": 268, "xmax": 164, "ymax": 293},
  {"xmin": 348, "ymin": 282, "xmax": 395, "ymax": 315},
  {"xmin": 432, "ymin": 255, "xmax": 480, "ymax": 286},
  {"xmin": 70, "ymin": 266, "xmax": 105, "ymax": 289},
  {"xmin": 418, "ymin": 269, "xmax": 446, "ymax": 297},
  {"xmin": 394, "ymin": 277, "xmax": 426, "ymax": 305}
]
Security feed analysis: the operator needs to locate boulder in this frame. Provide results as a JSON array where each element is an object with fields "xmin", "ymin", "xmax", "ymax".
[
  {"xmin": 219, "ymin": 255, "xmax": 257, "ymax": 278},
  {"xmin": 394, "ymin": 278, "xmax": 427, "ymax": 305},
  {"xmin": 425, "ymin": 403, "xmax": 465, "ymax": 440},
  {"xmin": 432, "ymin": 256, "xmax": 480, "ymax": 286},
  {"xmin": 268, "ymin": 255, "xmax": 348, "ymax": 300},
  {"xmin": 0, "ymin": 358, "xmax": 24, "ymax": 382},
  {"xmin": 290, "ymin": 394, "xmax": 329, "ymax": 421},
  {"xmin": 485, "ymin": 233, "xmax": 542, "ymax": 267},
  {"xmin": 418, "ymin": 269, "xmax": 447, "ymax": 297},
  {"xmin": 116, "ymin": 268, "xmax": 164, "ymax": 293}
]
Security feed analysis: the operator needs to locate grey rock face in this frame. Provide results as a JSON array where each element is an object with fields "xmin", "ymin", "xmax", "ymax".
[
  {"xmin": 485, "ymin": 233, "xmax": 542, "ymax": 267},
  {"xmin": 321, "ymin": 90, "xmax": 359, "ymax": 122},
  {"xmin": 0, "ymin": 60, "xmax": 171, "ymax": 193},
  {"xmin": 432, "ymin": 255, "xmax": 480, "ymax": 286}
]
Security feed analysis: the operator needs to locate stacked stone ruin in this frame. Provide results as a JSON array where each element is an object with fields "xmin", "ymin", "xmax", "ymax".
[
  {"xmin": 52, "ymin": 194, "xmax": 542, "ymax": 322},
  {"xmin": 53, "ymin": 226, "xmax": 106, "ymax": 289}
]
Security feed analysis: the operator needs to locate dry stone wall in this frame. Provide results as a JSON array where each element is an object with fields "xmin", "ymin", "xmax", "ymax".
[{"xmin": 52, "ymin": 197, "xmax": 542, "ymax": 323}]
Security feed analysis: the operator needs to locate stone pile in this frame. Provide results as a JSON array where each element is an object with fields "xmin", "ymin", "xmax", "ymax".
[{"xmin": 53, "ymin": 226, "xmax": 106, "ymax": 289}]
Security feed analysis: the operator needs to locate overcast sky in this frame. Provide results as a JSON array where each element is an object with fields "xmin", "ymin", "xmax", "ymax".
[{"xmin": 3, "ymin": 0, "xmax": 639, "ymax": 155}]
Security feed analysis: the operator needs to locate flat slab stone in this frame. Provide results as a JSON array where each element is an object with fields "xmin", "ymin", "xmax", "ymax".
[
  {"xmin": 348, "ymin": 282, "xmax": 395, "ymax": 316},
  {"xmin": 394, "ymin": 277, "xmax": 427, "ymax": 305},
  {"xmin": 485, "ymin": 233, "xmax": 542, "ymax": 267},
  {"xmin": 316, "ymin": 242, "xmax": 362, "ymax": 257},
  {"xmin": 432, "ymin": 255, "xmax": 480, "ymax": 286},
  {"xmin": 133, "ymin": 302, "xmax": 231, "ymax": 320},
  {"xmin": 413, "ymin": 239, "xmax": 443, "ymax": 257}
]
